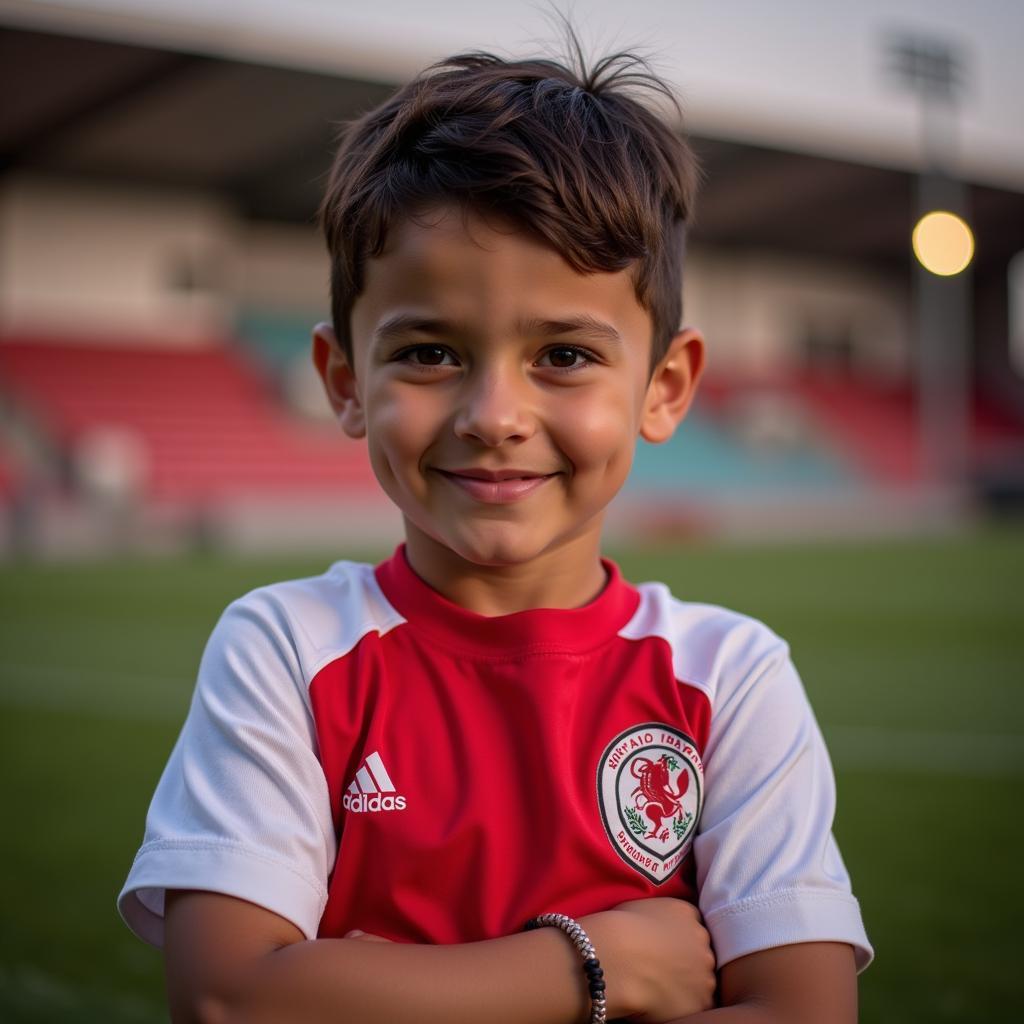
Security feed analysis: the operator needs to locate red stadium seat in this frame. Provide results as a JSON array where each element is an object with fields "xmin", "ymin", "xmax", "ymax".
[{"xmin": 0, "ymin": 336, "xmax": 378, "ymax": 505}]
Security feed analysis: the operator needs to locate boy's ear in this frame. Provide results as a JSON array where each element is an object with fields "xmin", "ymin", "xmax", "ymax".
[
  {"xmin": 311, "ymin": 322, "xmax": 365, "ymax": 439},
  {"xmin": 640, "ymin": 327, "xmax": 705, "ymax": 444}
]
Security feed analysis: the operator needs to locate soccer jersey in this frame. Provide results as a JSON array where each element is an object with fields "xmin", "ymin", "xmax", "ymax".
[{"xmin": 118, "ymin": 545, "xmax": 872, "ymax": 970}]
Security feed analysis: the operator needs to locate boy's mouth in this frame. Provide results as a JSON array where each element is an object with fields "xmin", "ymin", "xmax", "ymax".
[
  {"xmin": 434, "ymin": 468, "xmax": 558, "ymax": 503},
  {"xmin": 439, "ymin": 468, "xmax": 553, "ymax": 481}
]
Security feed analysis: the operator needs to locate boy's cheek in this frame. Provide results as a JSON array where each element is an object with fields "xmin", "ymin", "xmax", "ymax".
[{"xmin": 368, "ymin": 388, "xmax": 446, "ymax": 440}]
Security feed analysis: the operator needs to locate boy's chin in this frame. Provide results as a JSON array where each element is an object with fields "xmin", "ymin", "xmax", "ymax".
[
  {"xmin": 411, "ymin": 520, "xmax": 569, "ymax": 569},
  {"xmin": 445, "ymin": 532, "xmax": 549, "ymax": 569}
]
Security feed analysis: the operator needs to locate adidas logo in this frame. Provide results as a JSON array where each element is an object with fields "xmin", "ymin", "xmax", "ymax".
[{"xmin": 342, "ymin": 751, "xmax": 407, "ymax": 813}]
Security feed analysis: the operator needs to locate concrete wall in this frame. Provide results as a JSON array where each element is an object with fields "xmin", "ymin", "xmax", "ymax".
[
  {"xmin": 686, "ymin": 246, "xmax": 910, "ymax": 380},
  {"xmin": 0, "ymin": 176, "xmax": 237, "ymax": 343}
]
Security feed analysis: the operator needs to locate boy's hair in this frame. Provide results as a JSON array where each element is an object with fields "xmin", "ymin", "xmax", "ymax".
[{"xmin": 318, "ymin": 36, "xmax": 699, "ymax": 374}]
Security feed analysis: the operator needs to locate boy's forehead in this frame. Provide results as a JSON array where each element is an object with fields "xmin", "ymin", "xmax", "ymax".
[
  {"xmin": 378, "ymin": 203, "xmax": 507, "ymax": 256},
  {"xmin": 367, "ymin": 204, "xmax": 587, "ymax": 288},
  {"xmin": 351, "ymin": 204, "xmax": 653, "ymax": 351}
]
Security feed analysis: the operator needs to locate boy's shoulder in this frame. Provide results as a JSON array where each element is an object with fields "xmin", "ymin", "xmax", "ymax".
[
  {"xmin": 213, "ymin": 556, "xmax": 401, "ymax": 680},
  {"xmin": 626, "ymin": 575, "xmax": 791, "ymax": 705}
]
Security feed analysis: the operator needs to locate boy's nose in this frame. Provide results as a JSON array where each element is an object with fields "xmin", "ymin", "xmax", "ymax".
[{"xmin": 452, "ymin": 367, "xmax": 535, "ymax": 447}]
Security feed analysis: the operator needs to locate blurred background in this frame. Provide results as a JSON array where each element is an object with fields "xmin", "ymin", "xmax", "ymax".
[{"xmin": 0, "ymin": 1, "xmax": 1021, "ymax": 1021}]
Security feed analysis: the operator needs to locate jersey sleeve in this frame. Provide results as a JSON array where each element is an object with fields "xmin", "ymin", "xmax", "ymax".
[
  {"xmin": 693, "ymin": 637, "xmax": 873, "ymax": 972},
  {"xmin": 117, "ymin": 590, "xmax": 335, "ymax": 947}
]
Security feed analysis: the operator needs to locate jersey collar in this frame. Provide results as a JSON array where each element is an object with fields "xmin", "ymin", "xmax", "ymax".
[{"xmin": 374, "ymin": 543, "xmax": 640, "ymax": 655}]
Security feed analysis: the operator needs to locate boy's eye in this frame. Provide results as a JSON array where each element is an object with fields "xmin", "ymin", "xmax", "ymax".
[
  {"xmin": 397, "ymin": 345, "xmax": 456, "ymax": 366},
  {"xmin": 539, "ymin": 346, "xmax": 594, "ymax": 370}
]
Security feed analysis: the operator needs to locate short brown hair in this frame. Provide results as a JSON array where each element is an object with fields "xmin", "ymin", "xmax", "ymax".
[{"xmin": 318, "ymin": 37, "xmax": 699, "ymax": 373}]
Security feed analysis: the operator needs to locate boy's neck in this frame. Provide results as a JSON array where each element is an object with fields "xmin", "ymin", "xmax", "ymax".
[{"xmin": 401, "ymin": 524, "xmax": 610, "ymax": 617}]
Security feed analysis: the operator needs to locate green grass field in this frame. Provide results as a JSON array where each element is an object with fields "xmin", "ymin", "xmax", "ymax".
[{"xmin": 1, "ymin": 527, "xmax": 1022, "ymax": 1023}]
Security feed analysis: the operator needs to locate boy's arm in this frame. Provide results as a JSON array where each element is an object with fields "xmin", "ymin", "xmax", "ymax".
[
  {"xmin": 163, "ymin": 890, "xmax": 716, "ymax": 1024},
  {"xmin": 693, "ymin": 638, "xmax": 872, "ymax": 975},
  {"xmin": 672, "ymin": 941, "xmax": 857, "ymax": 1024},
  {"xmin": 671, "ymin": 630, "xmax": 868, "ymax": 1024}
]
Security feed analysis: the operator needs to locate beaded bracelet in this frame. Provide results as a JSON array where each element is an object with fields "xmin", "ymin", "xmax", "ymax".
[{"xmin": 524, "ymin": 912, "xmax": 607, "ymax": 1024}]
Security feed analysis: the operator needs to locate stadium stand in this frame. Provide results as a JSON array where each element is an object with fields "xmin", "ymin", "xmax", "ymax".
[
  {"xmin": 699, "ymin": 371, "xmax": 1024, "ymax": 487},
  {"xmin": 781, "ymin": 374, "xmax": 921, "ymax": 483},
  {"xmin": 0, "ymin": 441, "xmax": 20, "ymax": 499},
  {"xmin": 628, "ymin": 403, "xmax": 858, "ymax": 495},
  {"xmin": 0, "ymin": 337, "xmax": 376, "ymax": 505}
]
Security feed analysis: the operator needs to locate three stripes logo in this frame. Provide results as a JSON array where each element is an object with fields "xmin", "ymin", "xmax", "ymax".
[{"xmin": 342, "ymin": 751, "xmax": 407, "ymax": 813}]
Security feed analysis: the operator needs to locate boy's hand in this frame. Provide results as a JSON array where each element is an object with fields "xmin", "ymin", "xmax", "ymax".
[
  {"xmin": 582, "ymin": 897, "xmax": 716, "ymax": 1023},
  {"xmin": 344, "ymin": 930, "xmax": 393, "ymax": 942}
]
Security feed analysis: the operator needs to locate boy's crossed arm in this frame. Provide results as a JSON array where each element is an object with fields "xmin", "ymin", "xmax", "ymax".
[
  {"xmin": 163, "ymin": 890, "xmax": 713, "ymax": 1024},
  {"xmin": 662, "ymin": 943, "xmax": 857, "ymax": 1024},
  {"xmin": 163, "ymin": 889, "xmax": 855, "ymax": 1024}
]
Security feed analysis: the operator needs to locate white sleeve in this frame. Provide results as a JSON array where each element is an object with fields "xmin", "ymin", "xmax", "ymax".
[
  {"xmin": 117, "ymin": 591, "xmax": 335, "ymax": 947},
  {"xmin": 694, "ymin": 640, "xmax": 873, "ymax": 972}
]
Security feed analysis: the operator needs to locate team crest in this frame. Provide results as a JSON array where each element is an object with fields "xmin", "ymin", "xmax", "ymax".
[{"xmin": 597, "ymin": 723, "xmax": 703, "ymax": 884}]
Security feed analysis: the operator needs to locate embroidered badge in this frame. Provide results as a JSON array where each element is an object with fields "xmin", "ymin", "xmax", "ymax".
[{"xmin": 597, "ymin": 723, "xmax": 703, "ymax": 884}]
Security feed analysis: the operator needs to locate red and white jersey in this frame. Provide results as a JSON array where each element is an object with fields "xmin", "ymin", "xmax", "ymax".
[{"xmin": 119, "ymin": 545, "xmax": 872, "ymax": 970}]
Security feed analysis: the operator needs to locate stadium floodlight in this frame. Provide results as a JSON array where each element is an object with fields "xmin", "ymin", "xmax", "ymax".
[
  {"xmin": 885, "ymin": 33, "xmax": 964, "ymax": 103},
  {"xmin": 912, "ymin": 210, "xmax": 975, "ymax": 277}
]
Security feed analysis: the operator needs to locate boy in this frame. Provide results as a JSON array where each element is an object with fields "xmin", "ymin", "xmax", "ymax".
[{"xmin": 119, "ymin": 42, "xmax": 872, "ymax": 1024}]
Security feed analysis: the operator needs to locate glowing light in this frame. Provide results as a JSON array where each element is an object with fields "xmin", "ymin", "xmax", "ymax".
[{"xmin": 912, "ymin": 211, "xmax": 975, "ymax": 276}]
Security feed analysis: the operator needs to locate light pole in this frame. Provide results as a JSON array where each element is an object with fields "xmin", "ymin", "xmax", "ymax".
[{"xmin": 887, "ymin": 32, "xmax": 974, "ymax": 489}]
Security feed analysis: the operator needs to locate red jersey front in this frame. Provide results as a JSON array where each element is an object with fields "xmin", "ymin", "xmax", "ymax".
[{"xmin": 311, "ymin": 546, "xmax": 710, "ymax": 943}]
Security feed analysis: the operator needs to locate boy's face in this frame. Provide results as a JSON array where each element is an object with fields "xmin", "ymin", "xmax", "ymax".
[{"xmin": 314, "ymin": 204, "xmax": 703, "ymax": 572}]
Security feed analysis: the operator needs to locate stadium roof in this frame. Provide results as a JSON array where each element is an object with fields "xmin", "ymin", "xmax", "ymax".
[
  {"xmin": 2, "ymin": 0, "xmax": 1022, "ymax": 190},
  {"xmin": 2, "ymin": 6, "xmax": 1022, "ymax": 278}
]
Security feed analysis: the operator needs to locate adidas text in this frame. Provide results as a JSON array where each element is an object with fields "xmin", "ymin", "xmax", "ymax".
[{"xmin": 343, "ymin": 793, "xmax": 407, "ymax": 813}]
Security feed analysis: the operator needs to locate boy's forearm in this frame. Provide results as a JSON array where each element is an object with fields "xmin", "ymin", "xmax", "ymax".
[
  {"xmin": 668, "ymin": 1005, "xmax": 843, "ymax": 1024},
  {"xmin": 666, "ymin": 1007, "xmax": 776, "ymax": 1024},
  {"xmin": 216, "ymin": 931, "xmax": 596, "ymax": 1024},
  {"xmin": 171, "ymin": 911, "xmax": 640, "ymax": 1024},
  {"xmin": 664, "ymin": 942, "xmax": 858, "ymax": 1024}
]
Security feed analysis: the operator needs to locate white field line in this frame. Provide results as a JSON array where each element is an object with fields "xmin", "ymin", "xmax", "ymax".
[
  {"xmin": 2, "ymin": 663, "xmax": 1022, "ymax": 776},
  {"xmin": 0, "ymin": 662, "xmax": 190, "ymax": 719},
  {"xmin": 0, "ymin": 662, "xmax": 183, "ymax": 688},
  {"xmin": 824, "ymin": 725, "xmax": 1024, "ymax": 777}
]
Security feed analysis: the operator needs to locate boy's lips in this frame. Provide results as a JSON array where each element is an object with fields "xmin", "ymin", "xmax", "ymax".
[{"xmin": 434, "ymin": 468, "xmax": 558, "ymax": 503}]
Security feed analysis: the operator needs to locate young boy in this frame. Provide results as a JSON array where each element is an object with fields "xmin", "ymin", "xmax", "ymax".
[{"xmin": 119, "ymin": 42, "xmax": 872, "ymax": 1024}]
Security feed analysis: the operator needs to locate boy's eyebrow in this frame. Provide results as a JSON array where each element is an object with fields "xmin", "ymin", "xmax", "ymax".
[
  {"xmin": 520, "ymin": 315, "xmax": 622, "ymax": 344},
  {"xmin": 372, "ymin": 313, "xmax": 622, "ymax": 345}
]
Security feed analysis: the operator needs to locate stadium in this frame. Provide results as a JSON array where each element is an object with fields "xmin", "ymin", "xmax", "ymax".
[{"xmin": 0, "ymin": 1, "xmax": 1021, "ymax": 1021}]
